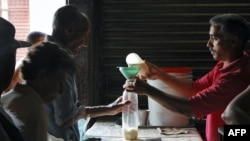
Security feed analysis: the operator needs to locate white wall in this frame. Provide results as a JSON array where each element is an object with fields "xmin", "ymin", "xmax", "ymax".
[{"xmin": 30, "ymin": 0, "xmax": 65, "ymax": 34}]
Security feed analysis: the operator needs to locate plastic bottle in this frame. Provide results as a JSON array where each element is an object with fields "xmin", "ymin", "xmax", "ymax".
[
  {"xmin": 122, "ymin": 90, "xmax": 139, "ymax": 140},
  {"xmin": 119, "ymin": 52, "xmax": 142, "ymax": 140}
]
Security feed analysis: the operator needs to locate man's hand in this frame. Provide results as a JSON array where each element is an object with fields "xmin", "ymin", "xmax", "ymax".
[
  {"xmin": 123, "ymin": 78, "xmax": 149, "ymax": 95},
  {"xmin": 137, "ymin": 61, "xmax": 163, "ymax": 80},
  {"xmin": 106, "ymin": 96, "xmax": 131, "ymax": 115}
]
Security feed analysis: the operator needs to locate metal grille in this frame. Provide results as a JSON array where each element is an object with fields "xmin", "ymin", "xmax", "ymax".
[{"xmin": 90, "ymin": 0, "xmax": 250, "ymax": 107}]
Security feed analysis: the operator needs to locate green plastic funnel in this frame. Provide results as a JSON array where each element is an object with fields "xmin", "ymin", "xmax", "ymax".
[{"xmin": 118, "ymin": 66, "xmax": 140, "ymax": 79}]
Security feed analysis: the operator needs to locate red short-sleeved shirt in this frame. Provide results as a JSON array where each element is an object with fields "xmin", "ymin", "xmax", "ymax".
[{"xmin": 189, "ymin": 53, "xmax": 250, "ymax": 141}]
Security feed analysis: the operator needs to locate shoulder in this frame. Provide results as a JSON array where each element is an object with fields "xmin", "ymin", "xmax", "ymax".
[{"xmin": 1, "ymin": 91, "xmax": 19, "ymax": 108}]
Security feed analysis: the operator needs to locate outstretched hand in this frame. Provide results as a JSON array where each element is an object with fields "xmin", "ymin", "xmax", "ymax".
[
  {"xmin": 106, "ymin": 96, "xmax": 131, "ymax": 115},
  {"xmin": 137, "ymin": 61, "xmax": 163, "ymax": 80}
]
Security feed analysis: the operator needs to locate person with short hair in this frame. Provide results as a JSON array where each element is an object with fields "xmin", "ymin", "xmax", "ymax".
[
  {"xmin": 2, "ymin": 41, "xmax": 76, "ymax": 141},
  {"xmin": 3, "ymin": 31, "xmax": 46, "ymax": 93},
  {"xmin": 26, "ymin": 31, "xmax": 46, "ymax": 45},
  {"xmin": 46, "ymin": 5, "xmax": 131, "ymax": 141},
  {"xmin": 123, "ymin": 13, "xmax": 250, "ymax": 141}
]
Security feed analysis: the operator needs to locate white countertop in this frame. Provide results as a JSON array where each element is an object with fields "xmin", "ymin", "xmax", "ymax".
[{"xmin": 84, "ymin": 117, "xmax": 203, "ymax": 141}]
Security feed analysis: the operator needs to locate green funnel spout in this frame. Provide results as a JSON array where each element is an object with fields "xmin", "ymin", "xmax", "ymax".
[{"xmin": 118, "ymin": 66, "xmax": 140, "ymax": 79}]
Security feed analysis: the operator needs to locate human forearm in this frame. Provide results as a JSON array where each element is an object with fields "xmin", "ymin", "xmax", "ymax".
[
  {"xmin": 145, "ymin": 84, "xmax": 194, "ymax": 117},
  {"xmin": 86, "ymin": 96, "xmax": 130, "ymax": 118},
  {"xmin": 156, "ymin": 71, "xmax": 195, "ymax": 97},
  {"xmin": 61, "ymin": 105, "xmax": 87, "ymax": 127},
  {"xmin": 123, "ymin": 78, "xmax": 194, "ymax": 117},
  {"xmin": 85, "ymin": 106, "xmax": 115, "ymax": 118},
  {"xmin": 62, "ymin": 97, "xmax": 129, "ymax": 127},
  {"xmin": 141, "ymin": 61, "xmax": 195, "ymax": 97},
  {"xmin": 70, "ymin": 105, "xmax": 112, "ymax": 121}
]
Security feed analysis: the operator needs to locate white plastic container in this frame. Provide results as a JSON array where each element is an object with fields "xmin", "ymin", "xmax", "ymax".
[
  {"xmin": 147, "ymin": 67, "xmax": 192, "ymax": 127},
  {"xmin": 122, "ymin": 90, "xmax": 139, "ymax": 140}
]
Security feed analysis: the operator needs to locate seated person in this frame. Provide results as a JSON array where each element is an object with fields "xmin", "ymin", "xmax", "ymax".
[{"xmin": 1, "ymin": 42, "xmax": 76, "ymax": 141}]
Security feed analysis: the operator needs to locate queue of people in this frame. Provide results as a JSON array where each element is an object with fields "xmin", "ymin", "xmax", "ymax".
[
  {"xmin": 1, "ymin": 4, "xmax": 250, "ymax": 141},
  {"xmin": 0, "ymin": 5, "xmax": 131, "ymax": 141}
]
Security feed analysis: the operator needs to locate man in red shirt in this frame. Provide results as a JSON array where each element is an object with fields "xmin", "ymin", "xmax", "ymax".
[{"xmin": 123, "ymin": 13, "xmax": 250, "ymax": 141}]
